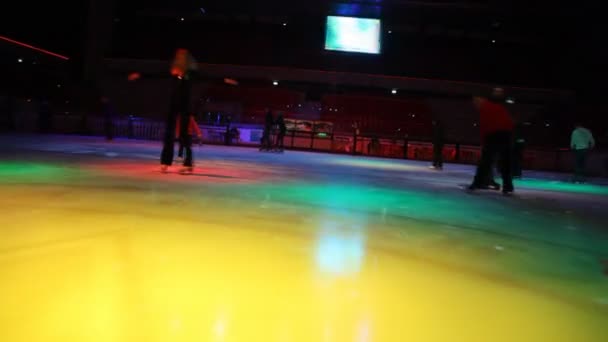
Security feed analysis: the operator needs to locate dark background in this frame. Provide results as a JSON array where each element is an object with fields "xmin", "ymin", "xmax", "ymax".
[{"xmin": 2, "ymin": 0, "xmax": 606, "ymax": 93}]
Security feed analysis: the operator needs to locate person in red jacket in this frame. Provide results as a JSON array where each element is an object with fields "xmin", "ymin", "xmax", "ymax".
[
  {"xmin": 175, "ymin": 114, "xmax": 202, "ymax": 173},
  {"xmin": 469, "ymin": 87, "xmax": 515, "ymax": 194}
]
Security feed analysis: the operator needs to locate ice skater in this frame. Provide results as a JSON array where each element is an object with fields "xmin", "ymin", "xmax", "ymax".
[
  {"xmin": 468, "ymin": 87, "xmax": 515, "ymax": 195},
  {"xmin": 570, "ymin": 123, "xmax": 595, "ymax": 183},
  {"xmin": 160, "ymin": 49, "xmax": 198, "ymax": 173},
  {"xmin": 260, "ymin": 109, "xmax": 274, "ymax": 151},
  {"xmin": 274, "ymin": 113, "xmax": 286, "ymax": 152},
  {"xmin": 429, "ymin": 119, "xmax": 445, "ymax": 170},
  {"xmin": 175, "ymin": 113, "xmax": 202, "ymax": 173}
]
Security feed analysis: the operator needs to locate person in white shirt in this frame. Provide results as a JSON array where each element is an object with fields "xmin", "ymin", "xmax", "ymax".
[{"xmin": 570, "ymin": 124, "xmax": 595, "ymax": 183}]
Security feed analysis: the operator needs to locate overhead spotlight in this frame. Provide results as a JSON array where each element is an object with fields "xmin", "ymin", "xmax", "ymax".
[
  {"xmin": 391, "ymin": 89, "xmax": 397, "ymax": 95},
  {"xmin": 282, "ymin": 22, "xmax": 288, "ymax": 27},
  {"xmin": 388, "ymin": 30, "xmax": 392, "ymax": 34},
  {"xmin": 272, "ymin": 80, "xmax": 279, "ymax": 86},
  {"xmin": 180, "ymin": 17, "xmax": 185, "ymax": 22},
  {"xmin": 57, "ymin": 84, "xmax": 61, "ymax": 88},
  {"xmin": 491, "ymin": 39, "xmax": 496, "ymax": 43},
  {"xmin": 506, "ymin": 97, "xmax": 515, "ymax": 104},
  {"xmin": 17, "ymin": 58, "xmax": 23, "ymax": 63}
]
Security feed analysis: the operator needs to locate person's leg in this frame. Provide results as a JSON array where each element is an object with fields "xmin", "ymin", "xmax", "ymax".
[
  {"xmin": 471, "ymin": 135, "xmax": 497, "ymax": 188},
  {"xmin": 482, "ymin": 167, "xmax": 500, "ymax": 190},
  {"xmin": 574, "ymin": 150, "xmax": 582, "ymax": 182},
  {"xmin": 183, "ymin": 135, "xmax": 193, "ymax": 168},
  {"xmin": 160, "ymin": 121, "xmax": 176, "ymax": 166},
  {"xmin": 498, "ymin": 132, "xmax": 514, "ymax": 193},
  {"xmin": 178, "ymin": 139, "xmax": 184, "ymax": 158},
  {"xmin": 276, "ymin": 133, "xmax": 282, "ymax": 150},
  {"xmin": 260, "ymin": 131, "xmax": 269, "ymax": 150},
  {"xmin": 575, "ymin": 149, "xmax": 588, "ymax": 182},
  {"xmin": 436, "ymin": 144, "xmax": 443, "ymax": 168},
  {"xmin": 512, "ymin": 143, "xmax": 524, "ymax": 177},
  {"xmin": 267, "ymin": 131, "xmax": 274, "ymax": 150}
]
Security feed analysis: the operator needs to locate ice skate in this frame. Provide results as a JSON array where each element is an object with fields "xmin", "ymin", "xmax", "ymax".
[{"xmin": 179, "ymin": 166, "xmax": 193, "ymax": 175}]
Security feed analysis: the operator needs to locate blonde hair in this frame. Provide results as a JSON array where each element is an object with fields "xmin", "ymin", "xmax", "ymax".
[{"xmin": 171, "ymin": 49, "xmax": 198, "ymax": 78}]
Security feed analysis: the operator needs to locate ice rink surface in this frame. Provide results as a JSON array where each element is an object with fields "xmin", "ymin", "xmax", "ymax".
[{"xmin": 0, "ymin": 134, "xmax": 607, "ymax": 341}]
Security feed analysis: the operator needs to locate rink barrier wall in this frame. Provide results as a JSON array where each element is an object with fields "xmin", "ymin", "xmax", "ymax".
[{"xmin": 9, "ymin": 113, "xmax": 608, "ymax": 177}]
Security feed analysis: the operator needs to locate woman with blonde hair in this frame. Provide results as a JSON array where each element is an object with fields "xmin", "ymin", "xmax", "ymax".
[{"xmin": 160, "ymin": 49, "xmax": 198, "ymax": 173}]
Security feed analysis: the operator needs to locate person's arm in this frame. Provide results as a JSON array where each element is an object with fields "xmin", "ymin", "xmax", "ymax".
[{"xmin": 190, "ymin": 116, "xmax": 202, "ymax": 138}]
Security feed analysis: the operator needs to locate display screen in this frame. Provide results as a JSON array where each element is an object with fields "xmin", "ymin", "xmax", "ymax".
[{"xmin": 325, "ymin": 16, "xmax": 381, "ymax": 54}]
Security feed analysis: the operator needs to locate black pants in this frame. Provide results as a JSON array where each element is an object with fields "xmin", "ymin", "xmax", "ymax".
[
  {"xmin": 472, "ymin": 131, "xmax": 513, "ymax": 191},
  {"xmin": 276, "ymin": 132, "xmax": 285, "ymax": 150},
  {"xmin": 574, "ymin": 149, "xmax": 588, "ymax": 182},
  {"xmin": 160, "ymin": 114, "xmax": 177, "ymax": 166},
  {"xmin": 261, "ymin": 129, "xmax": 272, "ymax": 150},
  {"xmin": 512, "ymin": 142, "xmax": 524, "ymax": 177},
  {"xmin": 178, "ymin": 115, "xmax": 193, "ymax": 167},
  {"xmin": 433, "ymin": 143, "xmax": 443, "ymax": 168},
  {"xmin": 178, "ymin": 140, "xmax": 184, "ymax": 158},
  {"xmin": 178, "ymin": 135, "xmax": 193, "ymax": 167}
]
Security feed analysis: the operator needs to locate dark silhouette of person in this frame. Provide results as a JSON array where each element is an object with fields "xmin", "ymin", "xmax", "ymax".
[
  {"xmin": 352, "ymin": 121, "xmax": 360, "ymax": 155},
  {"xmin": 570, "ymin": 123, "xmax": 595, "ymax": 183},
  {"xmin": 469, "ymin": 88, "xmax": 515, "ymax": 194},
  {"xmin": 224, "ymin": 116, "xmax": 232, "ymax": 146},
  {"xmin": 260, "ymin": 110, "xmax": 274, "ymax": 151},
  {"xmin": 430, "ymin": 120, "xmax": 445, "ymax": 170},
  {"xmin": 275, "ymin": 114, "xmax": 287, "ymax": 151},
  {"xmin": 512, "ymin": 123, "xmax": 526, "ymax": 178},
  {"xmin": 161, "ymin": 49, "xmax": 197, "ymax": 173}
]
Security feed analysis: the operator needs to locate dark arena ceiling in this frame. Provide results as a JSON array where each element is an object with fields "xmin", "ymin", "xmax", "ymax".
[{"xmin": 1, "ymin": 0, "xmax": 605, "ymax": 95}]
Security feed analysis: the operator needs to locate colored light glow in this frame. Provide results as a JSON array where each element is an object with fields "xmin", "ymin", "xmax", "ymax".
[
  {"xmin": 1, "ymin": 139, "xmax": 608, "ymax": 341},
  {"xmin": 515, "ymin": 178, "xmax": 608, "ymax": 196},
  {"xmin": 316, "ymin": 231, "xmax": 365, "ymax": 275},
  {"xmin": 223, "ymin": 78, "xmax": 239, "ymax": 86},
  {"xmin": 0, "ymin": 35, "xmax": 70, "ymax": 60}
]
